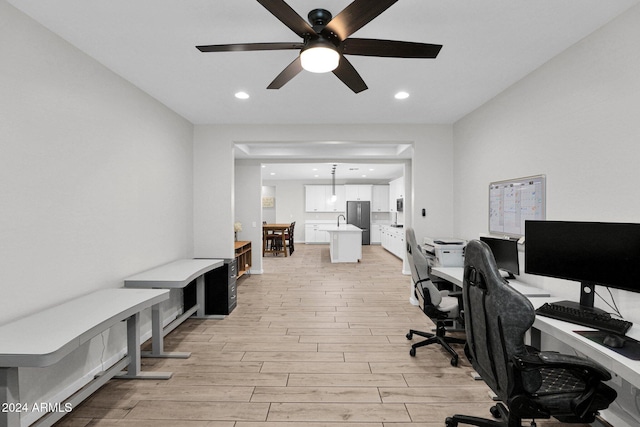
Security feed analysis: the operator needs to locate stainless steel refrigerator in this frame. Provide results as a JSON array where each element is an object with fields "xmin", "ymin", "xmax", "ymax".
[{"xmin": 346, "ymin": 201, "xmax": 371, "ymax": 245}]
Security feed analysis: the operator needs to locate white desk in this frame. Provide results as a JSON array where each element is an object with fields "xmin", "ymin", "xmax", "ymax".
[
  {"xmin": 430, "ymin": 267, "xmax": 551, "ymax": 297},
  {"xmin": 0, "ymin": 288, "xmax": 170, "ymax": 427},
  {"xmin": 528, "ymin": 297, "xmax": 640, "ymax": 391},
  {"xmin": 124, "ymin": 258, "xmax": 224, "ymax": 358}
]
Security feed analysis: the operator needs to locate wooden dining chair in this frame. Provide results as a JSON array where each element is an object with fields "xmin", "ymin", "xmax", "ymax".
[
  {"xmin": 263, "ymin": 224, "xmax": 283, "ymax": 255},
  {"xmin": 285, "ymin": 221, "xmax": 295, "ymax": 255}
]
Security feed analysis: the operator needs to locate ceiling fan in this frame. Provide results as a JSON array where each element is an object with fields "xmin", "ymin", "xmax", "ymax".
[{"xmin": 196, "ymin": 0, "xmax": 443, "ymax": 93}]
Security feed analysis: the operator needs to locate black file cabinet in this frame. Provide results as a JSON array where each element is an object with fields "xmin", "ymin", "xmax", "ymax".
[{"xmin": 204, "ymin": 258, "xmax": 237, "ymax": 315}]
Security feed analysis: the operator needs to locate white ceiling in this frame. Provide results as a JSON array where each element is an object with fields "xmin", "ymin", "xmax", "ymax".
[
  {"xmin": 8, "ymin": 0, "xmax": 639, "ymax": 126},
  {"xmin": 9, "ymin": 0, "xmax": 638, "ymax": 182}
]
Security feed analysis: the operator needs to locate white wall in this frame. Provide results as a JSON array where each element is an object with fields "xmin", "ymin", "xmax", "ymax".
[
  {"xmin": 453, "ymin": 6, "xmax": 640, "ymax": 426},
  {"xmin": 0, "ymin": 2, "xmax": 194, "ymax": 422},
  {"xmin": 234, "ymin": 160, "xmax": 263, "ymax": 273},
  {"xmin": 261, "ymin": 185, "xmax": 276, "ymax": 224},
  {"xmin": 193, "ymin": 126, "xmax": 236, "ymax": 258},
  {"xmin": 453, "ymin": 4, "xmax": 640, "ymax": 319}
]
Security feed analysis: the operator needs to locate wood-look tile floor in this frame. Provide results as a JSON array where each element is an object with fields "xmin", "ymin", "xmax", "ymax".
[{"xmin": 55, "ymin": 244, "xmax": 585, "ymax": 427}]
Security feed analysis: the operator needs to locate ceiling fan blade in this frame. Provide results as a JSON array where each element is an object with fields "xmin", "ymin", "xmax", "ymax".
[
  {"xmin": 256, "ymin": 0, "xmax": 317, "ymax": 38},
  {"xmin": 196, "ymin": 42, "xmax": 303, "ymax": 53},
  {"xmin": 332, "ymin": 56, "xmax": 368, "ymax": 94},
  {"xmin": 342, "ymin": 38, "xmax": 442, "ymax": 58},
  {"xmin": 323, "ymin": 0, "xmax": 398, "ymax": 40},
  {"xmin": 267, "ymin": 56, "xmax": 303, "ymax": 89}
]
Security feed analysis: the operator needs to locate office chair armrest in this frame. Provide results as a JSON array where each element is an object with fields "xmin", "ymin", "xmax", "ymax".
[{"xmin": 513, "ymin": 352, "xmax": 612, "ymax": 381}]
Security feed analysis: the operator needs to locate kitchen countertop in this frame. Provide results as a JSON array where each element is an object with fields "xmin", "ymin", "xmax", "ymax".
[{"xmin": 318, "ymin": 224, "xmax": 362, "ymax": 232}]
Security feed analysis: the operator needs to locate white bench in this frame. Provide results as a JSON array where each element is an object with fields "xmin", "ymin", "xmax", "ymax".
[
  {"xmin": 0, "ymin": 288, "xmax": 170, "ymax": 427},
  {"xmin": 124, "ymin": 258, "xmax": 224, "ymax": 358}
]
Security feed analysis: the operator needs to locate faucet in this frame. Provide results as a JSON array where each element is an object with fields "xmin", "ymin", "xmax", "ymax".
[{"xmin": 337, "ymin": 214, "xmax": 346, "ymax": 227}]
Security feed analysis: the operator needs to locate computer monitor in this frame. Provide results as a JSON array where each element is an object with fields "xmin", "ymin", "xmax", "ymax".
[
  {"xmin": 525, "ymin": 220, "xmax": 640, "ymax": 310},
  {"xmin": 480, "ymin": 236, "xmax": 519, "ymax": 279}
]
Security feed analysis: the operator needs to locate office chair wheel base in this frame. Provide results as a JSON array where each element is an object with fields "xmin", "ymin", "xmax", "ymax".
[
  {"xmin": 409, "ymin": 348, "xmax": 416, "ymax": 357},
  {"xmin": 445, "ymin": 417, "xmax": 458, "ymax": 427},
  {"xmin": 489, "ymin": 405, "xmax": 502, "ymax": 419},
  {"xmin": 450, "ymin": 356, "xmax": 458, "ymax": 367},
  {"xmin": 406, "ymin": 332, "xmax": 413, "ymax": 340}
]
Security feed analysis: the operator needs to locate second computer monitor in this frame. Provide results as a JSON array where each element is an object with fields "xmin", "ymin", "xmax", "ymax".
[{"xmin": 480, "ymin": 236, "xmax": 520, "ymax": 278}]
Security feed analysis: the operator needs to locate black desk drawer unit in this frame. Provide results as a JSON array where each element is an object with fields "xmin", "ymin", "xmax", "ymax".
[{"xmin": 204, "ymin": 258, "xmax": 237, "ymax": 315}]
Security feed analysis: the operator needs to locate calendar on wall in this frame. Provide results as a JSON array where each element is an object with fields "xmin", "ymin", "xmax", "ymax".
[{"xmin": 489, "ymin": 175, "xmax": 546, "ymax": 237}]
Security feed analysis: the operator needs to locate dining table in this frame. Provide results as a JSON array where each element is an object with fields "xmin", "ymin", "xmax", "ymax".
[{"xmin": 262, "ymin": 223, "xmax": 290, "ymax": 257}]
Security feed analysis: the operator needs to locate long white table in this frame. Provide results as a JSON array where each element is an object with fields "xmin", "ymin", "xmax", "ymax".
[
  {"xmin": 430, "ymin": 267, "xmax": 551, "ymax": 297},
  {"xmin": 0, "ymin": 288, "xmax": 170, "ymax": 427},
  {"xmin": 124, "ymin": 258, "xmax": 224, "ymax": 358}
]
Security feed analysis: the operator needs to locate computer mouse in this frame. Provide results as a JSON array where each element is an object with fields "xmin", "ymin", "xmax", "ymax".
[{"xmin": 603, "ymin": 334, "xmax": 626, "ymax": 348}]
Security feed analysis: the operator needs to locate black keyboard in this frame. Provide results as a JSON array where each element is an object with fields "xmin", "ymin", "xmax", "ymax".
[{"xmin": 536, "ymin": 302, "xmax": 633, "ymax": 336}]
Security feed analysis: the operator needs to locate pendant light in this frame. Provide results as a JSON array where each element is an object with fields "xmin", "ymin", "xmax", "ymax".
[{"xmin": 331, "ymin": 164, "xmax": 337, "ymax": 202}]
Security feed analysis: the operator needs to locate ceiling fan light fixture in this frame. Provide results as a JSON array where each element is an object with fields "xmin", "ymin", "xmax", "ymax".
[{"xmin": 300, "ymin": 41, "xmax": 339, "ymax": 73}]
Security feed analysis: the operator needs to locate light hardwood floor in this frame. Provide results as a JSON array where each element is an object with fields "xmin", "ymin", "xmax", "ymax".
[{"xmin": 55, "ymin": 244, "xmax": 584, "ymax": 427}]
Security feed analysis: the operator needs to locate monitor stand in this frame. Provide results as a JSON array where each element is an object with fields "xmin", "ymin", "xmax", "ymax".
[{"xmin": 580, "ymin": 281, "xmax": 596, "ymax": 309}]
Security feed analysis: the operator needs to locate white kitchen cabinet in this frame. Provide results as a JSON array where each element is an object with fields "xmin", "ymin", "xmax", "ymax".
[
  {"xmin": 325, "ymin": 185, "xmax": 345, "ymax": 212},
  {"xmin": 305, "ymin": 185, "xmax": 345, "ymax": 212},
  {"xmin": 344, "ymin": 185, "xmax": 372, "ymax": 202},
  {"xmin": 388, "ymin": 177, "xmax": 404, "ymax": 212},
  {"xmin": 371, "ymin": 224, "xmax": 382, "ymax": 244},
  {"xmin": 305, "ymin": 185, "xmax": 324, "ymax": 212},
  {"xmin": 305, "ymin": 222, "xmax": 330, "ymax": 244},
  {"xmin": 380, "ymin": 225, "xmax": 406, "ymax": 259},
  {"xmin": 371, "ymin": 185, "xmax": 390, "ymax": 212}
]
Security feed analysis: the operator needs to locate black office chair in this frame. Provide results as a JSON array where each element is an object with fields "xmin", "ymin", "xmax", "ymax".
[
  {"xmin": 446, "ymin": 239, "xmax": 617, "ymax": 427},
  {"xmin": 405, "ymin": 227, "xmax": 465, "ymax": 366}
]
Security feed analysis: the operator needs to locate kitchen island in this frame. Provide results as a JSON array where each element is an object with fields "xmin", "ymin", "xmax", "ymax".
[{"xmin": 320, "ymin": 224, "xmax": 363, "ymax": 263}]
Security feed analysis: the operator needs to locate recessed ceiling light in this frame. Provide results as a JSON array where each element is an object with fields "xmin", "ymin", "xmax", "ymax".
[
  {"xmin": 270, "ymin": 172, "xmax": 276, "ymax": 176},
  {"xmin": 394, "ymin": 91, "xmax": 410, "ymax": 100},
  {"xmin": 361, "ymin": 174, "xmax": 367, "ymax": 178},
  {"xmin": 314, "ymin": 174, "xmax": 319, "ymax": 177},
  {"xmin": 235, "ymin": 91, "xmax": 250, "ymax": 99}
]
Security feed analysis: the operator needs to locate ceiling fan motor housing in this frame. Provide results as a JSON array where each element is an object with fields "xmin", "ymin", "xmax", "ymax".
[{"xmin": 308, "ymin": 8, "xmax": 333, "ymax": 29}]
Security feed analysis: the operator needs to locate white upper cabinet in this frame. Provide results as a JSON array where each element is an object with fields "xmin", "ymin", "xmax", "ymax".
[
  {"xmin": 344, "ymin": 185, "xmax": 372, "ymax": 202},
  {"xmin": 372, "ymin": 185, "xmax": 390, "ymax": 212},
  {"xmin": 305, "ymin": 185, "xmax": 345, "ymax": 212},
  {"xmin": 388, "ymin": 177, "xmax": 404, "ymax": 212},
  {"xmin": 305, "ymin": 185, "xmax": 325, "ymax": 212},
  {"xmin": 325, "ymin": 185, "xmax": 345, "ymax": 212}
]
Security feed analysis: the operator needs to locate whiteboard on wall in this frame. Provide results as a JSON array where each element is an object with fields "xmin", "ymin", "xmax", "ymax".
[{"xmin": 489, "ymin": 175, "xmax": 546, "ymax": 237}]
